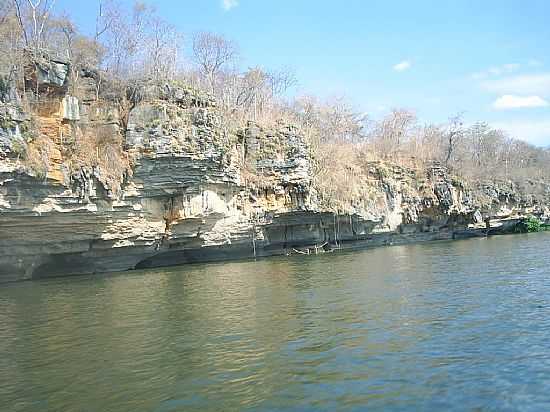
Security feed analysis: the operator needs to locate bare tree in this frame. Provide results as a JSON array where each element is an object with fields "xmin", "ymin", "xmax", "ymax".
[
  {"xmin": 268, "ymin": 67, "xmax": 297, "ymax": 97},
  {"xmin": 234, "ymin": 67, "xmax": 269, "ymax": 120},
  {"xmin": 370, "ymin": 109, "xmax": 416, "ymax": 158},
  {"xmin": 100, "ymin": 1, "xmax": 153, "ymax": 79},
  {"xmin": 94, "ymin": 0, "xmax": 115, "ymax": 41},
  {"xmin": 13, "ymin": 0, "xmax": 57, "ymax": 52},
  {"xmin": 145, "ymin": 16, "xmax": 181, "ymax": 82},
  {"xmin": 417, "ymin": 124, "xmax": 444, "ymax": 163},
  {"xmin": 192, "ymin": 31, "xmax": 239, "ymax": 93},
  {"xmin": 322, "ymin": 96, "xmax": 367, "ymax": 143},
  {"xmin": 292, "ymin": 95, "xmax": 366, "ymax": 149},
  {"xmin": 444, "ymin": 113, "xmax": 464, "ymax": 167}
]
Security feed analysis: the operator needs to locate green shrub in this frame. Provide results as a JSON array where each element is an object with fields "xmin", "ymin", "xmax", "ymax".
[
  {"xmin": 11, "ymin": 139, "xmax": 27, "ymax": 157},
  {"xmin": 0, "ymin": 115, "xmax": 15, "ymax": 130},
  {"xmin": 516, "ymin": 216, "xmax": 543, "ymax": 233}
]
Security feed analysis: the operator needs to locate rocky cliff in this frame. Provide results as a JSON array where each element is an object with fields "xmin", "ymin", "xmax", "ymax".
[{"xmin": 1, "ymin": 59, "xmax": 549, "ymax": 282}]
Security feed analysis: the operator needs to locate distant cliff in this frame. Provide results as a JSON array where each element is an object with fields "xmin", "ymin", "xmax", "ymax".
[{"xmin": 1, "ymin": 57, "xmax": 549, "ymax": 282}]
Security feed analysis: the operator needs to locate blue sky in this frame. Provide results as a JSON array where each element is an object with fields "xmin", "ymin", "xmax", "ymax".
[{"xmin": 56, "ymin": 0, "xmax": 550, "ymax": 146}]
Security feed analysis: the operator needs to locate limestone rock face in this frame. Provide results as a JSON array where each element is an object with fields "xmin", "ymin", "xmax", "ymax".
[
  {"xmin": 1, "ymin": 76, "xmax": 549, "ymax": 282},
  {"xmin": 0, "ymin": 104, "xmax": 28, "ymax": 157},
  {"xmin": 61, "ymin": 96, "xmax": 80, "ymax": 121},
  {"xmin": 23, "ymin": 53, "xmax": 70, "ymax": 94}
]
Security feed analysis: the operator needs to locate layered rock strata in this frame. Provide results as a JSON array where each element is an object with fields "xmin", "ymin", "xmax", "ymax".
[{"xmin": 1, "ymin": 61, "xmax": 549, "ymax": 282}]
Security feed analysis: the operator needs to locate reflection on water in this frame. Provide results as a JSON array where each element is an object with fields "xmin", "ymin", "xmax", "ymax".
[{"xmin": 1, "ymin": 233, "xmax": 550, "ymax": 411}]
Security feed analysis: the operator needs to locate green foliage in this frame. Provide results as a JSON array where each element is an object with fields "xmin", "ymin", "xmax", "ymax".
[
  {"xmin": 149, "ymin": 117, "xmax": 162, "ymax": 128},
  {"xmin": 376, "ymin": 165, "xmax": 390, "ymax": 179},
  {"xmin": 0, "ymin": 114, "xmax": 15, "ymax": 130},
  {"xmin": 20, "ymin": 122, "xmax": 35, "ymax": 141},
  {"xmin": 10, "ymin": 139, "xmax": 27, "ymax": 157},
  {"xmin": 516, "ymin": 216, "xmax": 543, "ymax": 233}
]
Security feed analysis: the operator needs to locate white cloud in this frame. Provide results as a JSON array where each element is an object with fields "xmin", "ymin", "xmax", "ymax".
[
  {"xmin": 493, "ymin": 95, "xmax": 549, "ymax": 110},
  {"xmin": 492, "ymin": 120, "xmax": 550, "ymax": 146},
  {"xmin": 471, "ymin": 63, "xmax": 521, "ymax": 79},
  {"xmin": 393, "ymin": 60, "xmax": 411, "ymax": 72},
  {"xmin": 481, "ymin": 73, "xmax": 550, "ymax": 95},
  {"xmin": 221, "ymin": 0, "xmax": 238, "ymax": 11}
]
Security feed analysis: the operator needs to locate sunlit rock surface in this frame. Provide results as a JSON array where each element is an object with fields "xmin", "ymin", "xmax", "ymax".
[{"xmin": 1, "ymin": 66, "xmax": 549, "ymax": 282}]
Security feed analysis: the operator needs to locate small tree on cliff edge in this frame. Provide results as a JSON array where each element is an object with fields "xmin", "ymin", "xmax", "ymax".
[
  {"xmin": 13, "ymin": 0, "xmax": 57, "ymax": 53},
  {"xmin": 192, "ymin": 31, "xmax": 239, "ymax": 94},
  {"xmin": 444, "ymin": 113, "xmax": 464, "ymax": 168}
]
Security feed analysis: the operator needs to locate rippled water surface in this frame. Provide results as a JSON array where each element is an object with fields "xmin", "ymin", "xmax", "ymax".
[{"xmin": 1, "ymin": 233, "xmax": 550, "ymax": 411}]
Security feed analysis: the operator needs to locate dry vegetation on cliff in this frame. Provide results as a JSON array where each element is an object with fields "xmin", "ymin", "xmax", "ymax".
[{"xmin": 0, "ymin": 0, "xmax": 549, "ymax": 203}]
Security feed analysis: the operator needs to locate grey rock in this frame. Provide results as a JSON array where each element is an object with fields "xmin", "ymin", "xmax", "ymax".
[
  {"xmin": 1, "ymin": 77, "xmax": 549, "ymax": 282},
  {"xmin": 31, "ymin": 54, "xmax": 70, "ymax": 90},
  {"xmin": 62, "ymin": 96, "xmax": 80, "ymax": 121}
]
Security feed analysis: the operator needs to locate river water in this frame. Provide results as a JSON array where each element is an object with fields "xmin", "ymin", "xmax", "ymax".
[{"xmin": 1, "ymin": 233, "xmax": 550, "ymax": 411}]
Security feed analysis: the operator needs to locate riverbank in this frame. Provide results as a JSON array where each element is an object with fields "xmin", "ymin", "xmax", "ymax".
[
  {"xmin": 2, "ymin": 213, "xmax": 545, "ymax": 283},
  {"xmin": 1, "ymin": 60, "xmax": 549, "ymax": 282}
]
